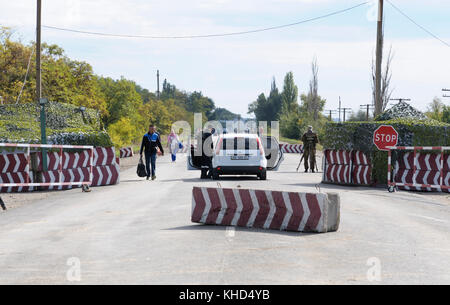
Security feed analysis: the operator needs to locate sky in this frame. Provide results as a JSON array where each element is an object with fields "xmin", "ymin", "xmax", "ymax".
[{"xmin": 1, "ymin": 0, "xmax": 449, "ymax": 118}]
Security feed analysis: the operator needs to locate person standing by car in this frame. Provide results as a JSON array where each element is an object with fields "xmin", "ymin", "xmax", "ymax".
[
  {"xmin": 200, "ymin": 126, "xmax": 214, "ymax": 179},
  {"xmin": 140, "ymin": 124, "xmax": 164, "ymax": 180}
]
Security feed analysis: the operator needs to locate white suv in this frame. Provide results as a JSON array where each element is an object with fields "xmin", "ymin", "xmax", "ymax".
[{"xmin": 188, "ymin": 133, "xmax": 284, "ymax": 180}]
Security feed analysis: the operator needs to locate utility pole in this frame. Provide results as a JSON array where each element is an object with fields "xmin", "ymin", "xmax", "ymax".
[
  {"xmin": 360, "ymin": 104, "xmax": 375, "ymax": 121},
  {"xmin": 324, "ymin": 110, "xmax": 337, "ymax": 121},
  {"xmin": 374, "ymin": 0, "xmax": 384, "ymax": 117},
  {"xmin": 37, "ymin": 0, "xmax": 47, "ymax": 171},
  {"xmin": 338, "ymin": 96, "xmax": 342, "ymax": 123},
  {"xmin": 443, "ymin": 89, "xmax": 450, "ymax": 98},
  {"xmin": 390, "ymin": 98, "xmax": 411, "ymax": 104},
  {"xmin": 342, "ymin": 108, "xmax": 352, "ymax": 123},
  {"xmin": 157, "ymin": 70, "xmax": 160, "ymax": 99}
]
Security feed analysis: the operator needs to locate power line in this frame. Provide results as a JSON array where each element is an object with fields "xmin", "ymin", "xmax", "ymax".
[
  {"xmin": 41, "ymin": 2, "xmax": 369, "ymax": 39},
  {"xmin": 386, "ymin": 0, "xmax": 450, "ymax": 48}
]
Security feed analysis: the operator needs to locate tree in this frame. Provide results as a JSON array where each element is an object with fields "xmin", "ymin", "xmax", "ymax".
[
  {"xmin": 426, "ymin": 97, "xmax": 445, "ymax": 121},
  {"xmin": 97, "ymin": 77, "xmax": 142, "ymax": 126},
  {"xmin": 299, "ymin": 59, "xmax": 326, "ymax": 120},
  {"xmin": 248, "ymin": 93, "xmax": 269, "ymax": 122},
  {"xmin": 442, "ymin": 106, "xmax": 450, "ymax": 124},
  {"xmin": 267, "ymin": 78, "xmax": 283, "ymax": 121},
  {"xmin": 281, "ymin": 72, "xmax": 298, "ymax": 114},
  {"xmin": 348, "ymin": 110, "xmax": 369, "ymax": 122},
  {"xmin": 372, "ymin": 47, "xmax": 394, "ymax": 111}
]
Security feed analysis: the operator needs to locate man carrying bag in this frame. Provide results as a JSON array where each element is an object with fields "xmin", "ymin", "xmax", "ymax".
[{"xmin": 139, "ymin": 124, "xmax": 164, "ymax": 180}]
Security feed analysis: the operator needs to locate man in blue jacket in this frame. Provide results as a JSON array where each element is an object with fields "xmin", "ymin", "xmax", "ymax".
[{"xmin": 140, "ymin": 124, "xmax": 164, "ymax": 180}]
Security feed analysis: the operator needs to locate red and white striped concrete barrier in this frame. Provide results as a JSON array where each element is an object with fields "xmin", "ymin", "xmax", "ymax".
[
  {"xmin": 40, "ymin": 163, "xmax": 120, "ymax": 190},
  {"xmin": 92, "ymin": 163, "xmax": 120, "ymax": 186},
  {"xmin": 388, "ymin": 147, "xmax": 450, "ymax": 193},
  {"xmin": 119, "ymin": 147, "xmax": 133, "ymax": 158},
  {"xmin": 352, "ymin": 165, "xmax": 372, "ymax": 186},
  {"xmin": 93, "ymin": 147, "xmax": 116, "ymax": 166},
  {"xmin": 34, "ymin": 150, "xmax": 91, "ymax": 171},
  {"xmin": 352, "ymin": 151, "xmax": 372, "ymax": 186},
  {"xmin": 191, "ymin": 187, "xmax": 340, "ymax": 233},
  {"xmin": 323, "ymin": 150, "xmax": 353, "ymax": 184},
  {"xmin": 0, "ymin": 153, "xmax": 33, "ymax": 193},
  {"xmin": 0, "ymin": 172, "xmax": 34, "ymax": 193},
  {"xmin": 393, "ymin": 153, "xmax": 449, "ymax": 192},
  {"xmin": 40, "ymin": 168, "xmax": 91, "ymax": 190},
  {"xmin": 325, "ymin": 164, "xmax": 352, "ymax": 184},
  {"xmin": 0, "ymin": 153, "xmax": 29, "ymax": 173},
  {"xmin": 279, "ymin": 144, "xmax": 303, "ymax": 154},
  {"xmin": 396, "ymin": 152, "xmax": 444, "ymax": 171},
  {"xmin": 325, "ymin": 150, "xmax": 352, "ymax": 165}
]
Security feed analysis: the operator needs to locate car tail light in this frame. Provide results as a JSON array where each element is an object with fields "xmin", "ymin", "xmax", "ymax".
[
  {"xmin": 216, "ymin": 138, "xmax": 223, "ymax": 155},
  {"xmin": 256, "ymin": 138, "xmax": 264, "ymax": 155}
]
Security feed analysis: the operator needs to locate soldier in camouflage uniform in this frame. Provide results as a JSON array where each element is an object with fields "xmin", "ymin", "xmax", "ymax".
[{"xmin": 301, "ymin": 126, "xmax": 319, "ymax": 173}]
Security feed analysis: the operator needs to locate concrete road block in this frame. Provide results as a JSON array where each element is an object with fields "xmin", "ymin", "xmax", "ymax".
[{"xmin": 191, "ymin": 187, "xmax": 340, "ymax": 233}]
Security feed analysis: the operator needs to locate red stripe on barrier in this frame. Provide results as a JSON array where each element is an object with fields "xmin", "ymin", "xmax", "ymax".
[
  {"xmin": 269, "ymin": 191, "xmax": 287, "ymax": 230},
  {"xmin": 305, "ymin": 194, "xmax": 321, "ymax": 231},
  {"xmin": 237, "ymin": 189, "xmax": 253, "ymax": 227},
  {"xmin": 286, "ymin": 192, "xmax": 304, "ymax": 231},
  {"xmin": 192, "ymin": 187, "xmax": 206, "ymax": 222},
  {"xmin": 205, "ymin": 188, "xmax": 221, "ymax": 224},
  {"xmin": 221, "ymin": 188, "xmax": 238, "ymax": 226}
]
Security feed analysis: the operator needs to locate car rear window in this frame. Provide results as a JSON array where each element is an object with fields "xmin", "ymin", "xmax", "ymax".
[{"xmin": 221, "ymin": 137, "xmax": 259, "ymax": 150}]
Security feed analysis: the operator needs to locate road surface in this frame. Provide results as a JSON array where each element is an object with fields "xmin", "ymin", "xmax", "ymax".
[{"xmin": 0, "ymin": 154, "xmax": 449, "ymax": 284}]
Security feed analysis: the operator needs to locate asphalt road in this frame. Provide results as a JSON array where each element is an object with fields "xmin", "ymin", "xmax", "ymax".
[{"xmin": 0, "ymin": 154, "xmax": 449, "ymax": 284}]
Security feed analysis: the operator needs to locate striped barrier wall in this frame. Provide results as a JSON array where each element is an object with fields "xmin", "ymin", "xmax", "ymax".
[
  {"xmin": 191, "ymin": 186, "xmax": 340, "ymax": 233},
  {"xmin": 119, "ymin": 147, "xmax": 133, "ymax": 158},
  {"xmin": 323, "ymin": 150, "xmax": 353, "ymax": 185},
  {"xmin": 352, "ymin": 151, "xmax": 372, "ymax": 186},
  {"xmin": 40, "ymin": 163, "xmax": 120, "ymax": 190},
  {"xmin": 279, "ymin": 144, "xmax": 303, "ymax": 154},
  {"xmin": 0, "ymin": 153, "xmax": 33, "ymax": 193},
  {"xmin": 393, "ymin": 152, "xmax": 449, "ymax": 192}
]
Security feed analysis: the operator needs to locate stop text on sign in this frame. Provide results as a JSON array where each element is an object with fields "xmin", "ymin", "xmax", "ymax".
[{"xmin": 374, "ymin": 133, "xmax": 397, "ymax": 143}]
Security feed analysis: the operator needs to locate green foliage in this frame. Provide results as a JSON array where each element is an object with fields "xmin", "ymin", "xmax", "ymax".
[
  {"xmin": 0, "ymin": 27, "xmax": 107, "ymax": 114},
  {"xmin": 322, "ymin": 119, "xmax": 450, "ymax": 184},
  {"xmin": 208, "ymin": 107, "xmax": 239, "ymax": 121},
  {"xmin": 281, "ymin": 72, "xmax": 298, "ymax": 114},
  {"xmin": 0, "ymin": 26, "xmax": 237, "ymax": 149},
  {"xmin": 107, "ymin": 117, "xmax": 137, "ymax": 148},
  {"xmin": 0, "ymin": 102, "xmax": 112, "ymax": 147},
  {"xmin": 279, "ymin": 112, "xmax": 302, "ymax": 140},
  {"xmin": 443, "ymin": 106, "xmax": 450, "ymax": 124}
]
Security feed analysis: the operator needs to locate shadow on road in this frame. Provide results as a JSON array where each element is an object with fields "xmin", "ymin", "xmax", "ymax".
[
  {"xmin": 283, "ymin": 182, "xmax": 375, "ymax": 192},
  {"xmin": 121, "ymin": 179, "xmax": 146, "ymax": 183},
  {"xmin": 161, "ymin": 176, "xmax": 260, "ymax": 183},
  {"xmin": 164, "ymin": 224, "xmax": 317, "ymax": 237}
]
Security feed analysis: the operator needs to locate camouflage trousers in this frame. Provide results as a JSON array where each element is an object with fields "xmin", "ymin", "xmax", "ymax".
[{"xmin": 303, "ymin": 148, "xmax": 316, "ymax": 171}]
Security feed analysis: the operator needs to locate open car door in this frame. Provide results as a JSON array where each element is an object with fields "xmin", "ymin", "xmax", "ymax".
[
  {"xmin": 187, "ymin": 143, "xmax": 202, "ymax": 170},
  {"xmin": 261, "ymin": 136, "xmax": 284, "ymax": 171}
]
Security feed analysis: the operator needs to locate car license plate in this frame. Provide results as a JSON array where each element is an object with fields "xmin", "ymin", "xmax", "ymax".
[{"xmin": 231, "ymin": 156, "xmax": 249, "ymax": 160}]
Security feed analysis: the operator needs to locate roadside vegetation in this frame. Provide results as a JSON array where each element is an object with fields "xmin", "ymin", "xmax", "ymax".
[{"xmin": 0, "ymin": 26, "xmax": 240, "ymax": 148}]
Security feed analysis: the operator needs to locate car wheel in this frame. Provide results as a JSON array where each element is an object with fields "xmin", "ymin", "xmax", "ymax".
[{"xmin": 212, "ymin": 170, "xmax": 220, "ymax": 180}]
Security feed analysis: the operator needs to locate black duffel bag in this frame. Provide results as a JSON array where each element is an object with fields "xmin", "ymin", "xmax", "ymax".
[{"xmin": 137, "ymin": 157, "xmax": 147, "ymax": 177}]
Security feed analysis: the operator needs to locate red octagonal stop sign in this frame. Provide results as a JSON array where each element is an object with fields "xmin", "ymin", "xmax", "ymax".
[{"xmin": 373, "ymin": 125, "xmax": 399, "ymax": 151}]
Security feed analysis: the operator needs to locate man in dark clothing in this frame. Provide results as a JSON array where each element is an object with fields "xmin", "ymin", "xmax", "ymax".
[
  {"xmin": 301, "ymin": 126, "xmax": 319, "ymax": 173},
  {"xmin": 200, "ymin": 127, "xmax": 214, "ymax": 179},
  {"xmin": 140, "ymin": 124, "xmax": 164, "ymax": 180}
]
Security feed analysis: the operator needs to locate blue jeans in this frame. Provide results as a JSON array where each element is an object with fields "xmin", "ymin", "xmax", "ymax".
[{"xmin": 145, "ymin": 152, "xmax": 157, "ymax": 177}]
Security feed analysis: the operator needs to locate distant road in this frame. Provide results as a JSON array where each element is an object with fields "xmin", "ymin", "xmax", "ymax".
[{"xmin": 0, "ymin": 154, "xmax": 449, "ymax": 284}]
